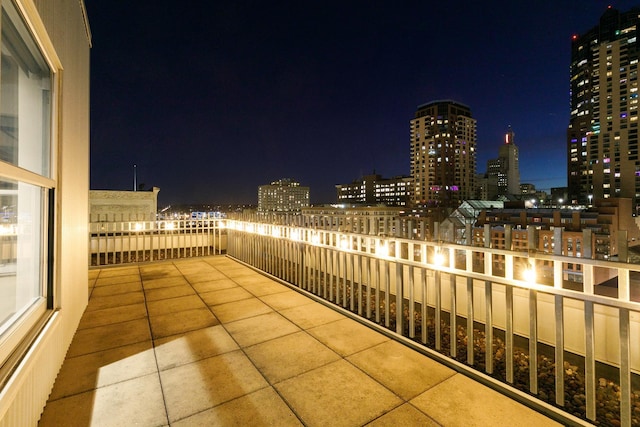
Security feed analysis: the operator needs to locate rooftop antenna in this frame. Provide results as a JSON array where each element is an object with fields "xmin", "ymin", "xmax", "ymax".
[{"xmin": 133, "ymin": 164, "xmax": 137, "ymax": 191}]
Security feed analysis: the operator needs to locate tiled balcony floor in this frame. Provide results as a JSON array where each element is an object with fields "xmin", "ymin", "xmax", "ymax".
[{"xmin": 39, "ymin": 256, "xmax": 560, "ymax": 426}]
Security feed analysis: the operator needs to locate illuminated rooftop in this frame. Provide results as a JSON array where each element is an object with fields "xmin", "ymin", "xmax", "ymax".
[{"xmin": 39, "ymin": 256, "xmax": 559, "ymax": 426}]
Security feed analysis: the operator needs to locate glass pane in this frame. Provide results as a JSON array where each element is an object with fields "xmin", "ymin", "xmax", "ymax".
[
  {"xmin": 0, "ymin": 179, "xmax": 44, "ymax": 335},
  {"xmin": 0, "ymin": 1, "xmax": 52, "ymax": 177}
]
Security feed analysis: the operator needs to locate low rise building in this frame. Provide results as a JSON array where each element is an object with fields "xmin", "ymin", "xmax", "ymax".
[
  {"xmin": 471, "ymin": 198, "xmax": 640, "ymax": 285},
  {"xmin": 90, "ymin": 187, "xmax": 160, "ymax": 222}
]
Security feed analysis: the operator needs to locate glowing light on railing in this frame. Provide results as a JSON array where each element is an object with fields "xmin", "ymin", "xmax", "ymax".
[
  {"xmin": 340, "ymin": 236, "xmax": 350, "ymax": 250},
  {"xmin": 165, "ymin": 222, "xmax": 175, "ymax": 230},
  {"xmin": 218, "ymin": 220, "xmax": 226, "ymax": 229},
  {"xmin": 134, "ymin": 222, "xmax": 144, "ymax": 231},
  {"xmin": 257, "ymin": 225, "xmax": 265, "ymax": 235},
  {"xmin": 433, "ymin": 250, "xmax": 445, "ymax": 266},
  {"xmin": 290, "ymin": 228, "xmax": 300, "ymax": 241},
  {"xmin": 0, "ymin": 224, "xmax": 16, "ymax": 235},
  {"xmin": 311, "ymin": 233, "xmax": 320, "ymax": 245},
  {"xmin": 271, "ymin": 226, "xmax": 280, "ymax": 238},
  {"xmin": 375, "ymin": 240, "xmax": 388, "ymax": 256},
  {"xmin": 246, "ymin": 224, "xmax": 255, "ymax": 233},
  {"xmin": 523, "ymin": 267, "xmax": 536, "ymax": 283}
]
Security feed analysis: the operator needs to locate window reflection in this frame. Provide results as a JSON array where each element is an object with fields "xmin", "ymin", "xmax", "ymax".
[
  {"xmin": 0, "ymin": 0, "xmax": 51, "ymax": 347},
  {"xmin": 0, "ymin": 4, "xmax": 52, "ymax": 177},
  {"xmin": 0, "ymin": 179, "xmax": 43, "ymax": 332}
]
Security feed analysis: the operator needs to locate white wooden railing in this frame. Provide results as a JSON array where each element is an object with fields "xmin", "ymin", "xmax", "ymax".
[{"xmin": 226, "ymin": 220, "xmax": 640, "ymax": 427}]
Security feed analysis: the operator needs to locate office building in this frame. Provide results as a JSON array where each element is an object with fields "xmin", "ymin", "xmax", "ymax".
[
  {"xmin": 335, "ymin": 174, "xmax": 412, "ymax": 206},
  {"xmin": 410, "ymin": 100, "xmax": 477, "ymax": 207},
  {"xmin": 486, "ymin": 127, "xmax": 520, "ymax": 198},
  {"xmin": 258, "ymin": 178, "xmax": 309, "ymax": 212},
  {"xmin": 567, "ymin": 6, "xmax": 640, "ymax": 208}
]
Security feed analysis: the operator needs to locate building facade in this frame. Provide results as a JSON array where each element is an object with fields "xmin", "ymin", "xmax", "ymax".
[
  {"xmin": 486, "ymin": 127, "xmax": 520, "ymax": 198},
  {"xmin": 90, "ymin": 187, "xmax": 160, "ymax": 222},
  {"xmin": 410, "ymin": 100, "xmax": 477, "ymax": 207},
  {"xmin": 335, "ymin": 174, "xmax": 412, "ymax": 206},
  {"xmin": 567, "ymin": 6, "xmax": 640, "ymax": 208},
  {"xmin": 258, "ymin": 178, "xmax": 309, "ymax": 212},
  {"xmin": 473, "ymin": 198, "xmax": 640, "ymax": 262},
  {"xmin": 0, "ymin": 1, "xmax": 90, "ymax": 424}
]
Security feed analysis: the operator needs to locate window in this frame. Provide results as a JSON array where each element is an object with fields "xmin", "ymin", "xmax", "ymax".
[{"xmin": 0, "ymin": 0, "xmax": 54, "ymax": 367}]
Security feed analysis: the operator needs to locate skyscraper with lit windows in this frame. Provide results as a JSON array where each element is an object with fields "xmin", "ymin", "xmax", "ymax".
[
  {"xmin": 487, "ymin": 126, "xmax": 520, "ymax": 198},
  {"xmin": 567, "ymin": 6, "xmax": 640, "ymax": 208},
  {"xmin": 410, "ymin": 100, "xmax": 476, "ymax": 207}
]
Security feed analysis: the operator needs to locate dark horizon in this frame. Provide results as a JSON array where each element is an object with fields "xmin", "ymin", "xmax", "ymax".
[{"xmin": 85, "ymin": 1, "xmax": 640, "ymax": 207}]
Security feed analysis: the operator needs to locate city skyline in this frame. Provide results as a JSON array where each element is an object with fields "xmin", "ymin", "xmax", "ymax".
[{"xmin": 86, "ymin": 1, "xmax": 639, "ymax": 206}]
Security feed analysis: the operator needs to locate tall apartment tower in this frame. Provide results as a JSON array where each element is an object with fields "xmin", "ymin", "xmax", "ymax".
[
  {"xmin": 410, "ymin": 100, "xmax": 477, "ymax": 207},
  {"xmin": 567, "ymin": 6, "xmax": 640, "ymax": 207},
  {"xmin": 487, "ymin": 127, "xmax": 521, "ymax": 198}
]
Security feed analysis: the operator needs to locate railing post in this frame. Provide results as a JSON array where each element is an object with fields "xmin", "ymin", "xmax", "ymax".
[
  {"xmin": 584, "ymin": 300, "xmax": 596, "ymax": 422},
  {"xmin": 529, "ymin": 289, "xmax": 538, "ymax": 394},
  {"xmin": 506, "ymin": 286, "xmax": 514, "ymax": 384},
  {"xmin": 485, "ymin": 281, "xmax": 493, "ymax": 375},
  {"xmin": 450, "ymin": 273, "xmax": 457, "ymax": 359},
  {"xmin": 554, "ymin": 294, "xmax": 565, "ymax": 407},
  {"xmin": 408, "ymin": 264, "xmax": 415, "ymax": 339},
  {"xmin": 396, "ymin": 260, "xmax": 403, "ymax": 335},
  {"xmin": 435, "ymin": 269, "xmax": 441, "ymax": 351},
  {"xmin": 620, "ymin": 308, "xmax": 631, "ymax": 427}
]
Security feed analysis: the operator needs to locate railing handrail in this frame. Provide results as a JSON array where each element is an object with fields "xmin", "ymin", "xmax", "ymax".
[{"xmin": 225, "ymin": 218, "xmax": 640, "ymax": 427}]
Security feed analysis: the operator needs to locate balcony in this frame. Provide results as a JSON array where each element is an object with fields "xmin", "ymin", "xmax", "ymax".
[
  {"xmin": 56, "ymin": 218, "xmax": 640, "ymax": 426},
  {"xmin": 39, "ymin": 256, "xmax": 559, "ymax": 426}
]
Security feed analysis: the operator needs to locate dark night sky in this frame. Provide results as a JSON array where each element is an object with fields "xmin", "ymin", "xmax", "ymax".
[{"xmin": 85, "ymin": 1, "xmax": 639, "ymax": 207}]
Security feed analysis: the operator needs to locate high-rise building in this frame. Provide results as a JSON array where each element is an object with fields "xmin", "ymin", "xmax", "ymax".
[
  {"xmin": 335, "ymin": 173, "xmax": 412, "ymax": 206},
  {"xmin": 410, "ymin": 100, "xmax": 477, "ymax": 207},
  {"xmin": 567, "ymin": 6, "xmax": 640, "ymax": 208},
  {"xmin": 486, "ymin": 127, "xmax": 520, "ymax": 198},
  {"xmin": 258, "ymin": 178, "xmax": 309, "ymax": 212}
]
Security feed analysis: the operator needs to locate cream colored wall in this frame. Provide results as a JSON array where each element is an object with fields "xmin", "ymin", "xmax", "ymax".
[
  {"xmin": 0, "ymin": 0, "xmax": 90, "ymax": 425},
  {"xmin": 90, "ymin": 188, "xmax": 160, "ymax": 222},
  {"xmin": 35, "ymin": 0, "xmax": 91, "ymax": 358}
]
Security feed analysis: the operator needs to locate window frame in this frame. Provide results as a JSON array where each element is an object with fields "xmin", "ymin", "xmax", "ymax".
[{"xmin": 0, "ymin": 0, "xmax": 61, "ymax": 372}]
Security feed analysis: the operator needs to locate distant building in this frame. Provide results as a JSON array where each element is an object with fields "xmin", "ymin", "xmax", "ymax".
[
  {"xmin": 410, "ymin": 100, "xmax": 477, "ymax": 207},
  {"xmin": 520, "ymin": 183, "xmax": 536, "ymax": 195},
  {"xmin": 486, "ymin": 127, "xmax": 520, "ymax": 198},
  {"xmin": 301, "ymin": 205, "xmax": 406, "ymax": 236},
  {"xmin": 473, "ymin": 198, "xmax": 640, "ymax": 263},
  {"xmin": 474, "ymin": 173, "xmax": 490, "ymax": 200},
  {"xmin": 304, "ymin": 204, "xmax": 441, "ymax": 240},
  {"xmin": 567, "ymin": 6, "xmax": 640, "ymax": 208},
  {"xmin": 258, "ymin": 178, "xmax": 309, "ymax": 212},
  {"xmin": 335, "ymin": 174, "xmax": 412, "ymax": 206},
  {"xmin": 439, "ymin": 200, "xmax": 504, "ymax": 244},
  {"xmin": 550, "ymin": 187, "xmax": 569, "ymax": 205},
  {"xmin": 90, "ymin": 187, "xmax": 160, "ymax": 222}
]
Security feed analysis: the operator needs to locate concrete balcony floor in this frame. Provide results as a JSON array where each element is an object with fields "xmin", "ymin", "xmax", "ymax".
[{"xmin": 39, "ymin": 256, "xmax": 560, "ymax": 426}]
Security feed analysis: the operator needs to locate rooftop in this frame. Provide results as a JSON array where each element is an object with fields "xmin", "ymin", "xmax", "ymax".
[{"xmin": 39, "ymin": 256, "xmax": 560, "ymax": 426}]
